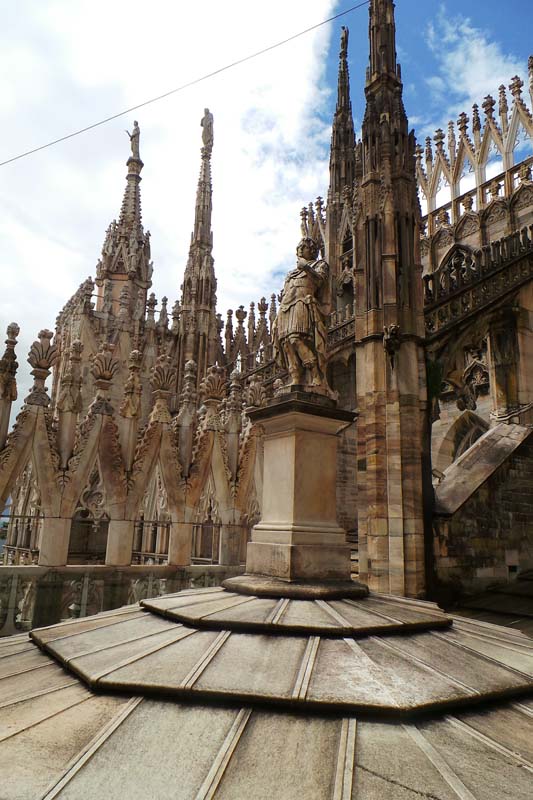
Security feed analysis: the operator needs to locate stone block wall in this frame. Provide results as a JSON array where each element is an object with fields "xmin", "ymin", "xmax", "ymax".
[
  {"xmin": 337, "ymin": 425, "xmax": 358, "ymax": 543},
  {"xmin": 433, "ymin": 437, "xmax": 533, "ymax": 594},
  {"xmin": 329, "ymin": 355, "xmax": 358, "ymax": 544}
]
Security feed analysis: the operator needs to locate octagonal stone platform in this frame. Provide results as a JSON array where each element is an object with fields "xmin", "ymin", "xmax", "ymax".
[
  {"xmin": 27, "ymin": 586, "xmax": 533, "ymax": 717},
  {"xmin": 2, "ymin": 584, "xmax": 533, "ymax": 799}
]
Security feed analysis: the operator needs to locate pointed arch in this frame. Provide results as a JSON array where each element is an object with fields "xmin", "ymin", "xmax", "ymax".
[
  {"xmin": 434, "ymin": 410, "xmax": 489, "ymax": 474},
  {"xmin": 507, "ymin": 104, "xmax": 533, "ymax": 164}
]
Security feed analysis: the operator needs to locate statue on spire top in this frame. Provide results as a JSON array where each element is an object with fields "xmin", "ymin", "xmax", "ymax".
[
  {"xmin": 126, "ymin": 120, "xmax": 140, "ymax": 160},
  {"xmin": 340, "ymin": 26, "xmax": 348, "ymax": 58},
  {"xmin": 201, "ymin": 108, "xmax": 214, "ymax": 149}
]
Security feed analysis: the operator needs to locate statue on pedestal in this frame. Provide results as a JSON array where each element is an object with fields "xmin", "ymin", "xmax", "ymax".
[
  {"xmin": 272, "ymin": 237, "xmax": 333, "ymax": 396},
  {"xmin": 201, "ymin": 108, "xmax": 214, "ymax": 149},
  {"xmin": 126, "ymin": 121, "xmax": 140, "ymax": 160}
]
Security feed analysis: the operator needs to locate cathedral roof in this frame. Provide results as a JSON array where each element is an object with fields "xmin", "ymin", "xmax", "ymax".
[{"xmin": 3, "ymin": 583, "xmax": 533, "ymax": 798}]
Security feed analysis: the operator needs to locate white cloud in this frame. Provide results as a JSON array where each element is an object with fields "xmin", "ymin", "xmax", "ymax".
[
  {"xmin": 420, "ymin": 10, "xmax": 525, "ymax": 137},
  {"xmin": 0, "ymin": 0, "xmax": 338, "ymax": 415}
]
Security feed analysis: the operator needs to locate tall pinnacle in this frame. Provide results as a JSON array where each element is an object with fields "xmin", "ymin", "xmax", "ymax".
[
  {"xmin": 328, "ymin": 27, "xmax": 356, "ymax": 199},
  {"xmin": 118, "ymin": 120, "xmax": 143, "ymax": 234},
  {"xmin": 192, "ymin": 108, "xmax": 214, "ymax": 247},
  {"xmin": 178, "ymin": 109, "xmax": 218, "ymax": 382},
  {"xmin": 96, "ymin": 121, "xmax": 153, "ymax": 308},
  {"xmin": 367, "ymin": 0, "xmax": 400, "ymax": 85},
  {"xmin": 181, "ymin": 109, "xmax": 216, "ymax": 309}
]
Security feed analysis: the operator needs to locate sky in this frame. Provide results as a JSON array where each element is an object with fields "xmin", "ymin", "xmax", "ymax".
[{"xmin": 0, "ymin": 0, "xmax": 532, "ymax": 409}]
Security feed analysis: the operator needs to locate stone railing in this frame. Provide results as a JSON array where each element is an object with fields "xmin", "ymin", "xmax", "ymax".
[
  {"xmin": 0, "ymin": 563, "xmax": 243, "ymax": 637},
  {"xmin": 422, "ymin": 157, "xmax": 533, "ymax": 236},
  {"xmin": 424, "ymin": 227, "xmax": 533, "ymax": 338}
]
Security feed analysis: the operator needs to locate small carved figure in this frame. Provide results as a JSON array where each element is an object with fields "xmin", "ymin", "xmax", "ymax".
[
  {"xmin": 126, "ymin": 120, "xmax": 140, "ymax": 159},
  {"xmin": 272, "ymin": 237, "xmax": 332, "ymax": 394},
  {"xmin": 102, "ymin": 281, "xmax": 113, "ymax": 315},
  {"xmin": 201, "ymin": 108, "xmax": 214, "ymax": 149}
]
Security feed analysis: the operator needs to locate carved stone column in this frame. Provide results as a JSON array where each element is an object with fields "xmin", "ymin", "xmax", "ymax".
[
  {"xmin": 56, "ymin": 340, "xmax": 83, "ymax": 469},
  {"xmin": 175, "ymin": 360, "xmax": 198, "ymax": 477},
  {"xmin": 118, "ymin": 350, "xmax": 143, "ymax": 472},
  {"xmin": 0, "ymin": 323, "xmax": 19, "ymax": 450},
  {"xmin": 487, "ymin": 308, "xmax": 519, "ymax": 418},
  {"xmin": 226, "ymin": 370, "xmax": 243, "ymax": 482}
]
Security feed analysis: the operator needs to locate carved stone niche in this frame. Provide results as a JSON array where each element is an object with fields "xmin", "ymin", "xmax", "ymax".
[
  {"xmin": 455, "ymin": 212, "xmax": 480, "ymax": 243},
  {"xmin": 431, "ymin": 227, "xmax": 454, "ymax": 273},
  {"xmin": 482, "ymin": 198, "xmax": 508, "ymax": 236},
  {"xmin": 512, "ymin": 183, "xmax": 533, "ymax": 227},
  {"xmin": 435, "ymin": 246, "xmax": 478, "ymax": 298}
]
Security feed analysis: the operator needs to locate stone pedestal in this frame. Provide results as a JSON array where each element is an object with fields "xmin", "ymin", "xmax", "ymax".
[{"xmin": 245, "ymin": 393, "xmax": 354, "ymax": 582}]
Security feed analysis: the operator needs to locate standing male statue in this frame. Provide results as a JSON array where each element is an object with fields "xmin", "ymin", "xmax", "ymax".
[
  {"xmin": 272, "ymin": 237, "xmax": 334, "ymax": 395},
  {"xmin": 201, "ymin": 108, "xmax": 214, "ymax": 149},
  {"xmin": 126, "ymin": 120, "xmax": 140, "ymax": 159}
]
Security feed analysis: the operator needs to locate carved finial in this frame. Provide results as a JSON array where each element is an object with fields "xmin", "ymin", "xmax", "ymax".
[
  {"xmin": 257, "ymin": 297, "xmax": 268, "ymax": 319},
  {"xmin": 425, "ymin": 136, "xmax": 433, "ymax": 172},
  {"xmin": 248, "ymin": 302, "xmax": 256, "ymax": 343},
  {"xmin": 434, "ymin": 128, "xmax": 445, "ymax": 151},
  {"xmin": 235, "ymin": 305, "xmax": 247, "ymax": 328},
  {"xmin": 269, "ymin": 294, "xmax": 277, "ymax": 329},
  {"xmin": 25, "ymin": 330, "xmax": 58, "ymax": 407},
  {"xmin": 509, "ymin": 75, "xmax": 524, "ymax": 101},
  {"xmin": 199, "ymin": 365, "xmax": 227, "ymax": 402},
  {"xmin": 227, "ymin": 369, "xmax": 244, "ymax": 416},
  {"xmin": 447, "ymin": 121, "xmax": 456, "ymax": 166},
  {"xmin": 119, "ymin": 350, "xmax": 142, "ymax": 418},
  {"xmin": 246, "ymin": 373, "xmax": 267, "ymax": 408},
  {"xmin": 499, "ymin": 85, "xmax": 509, "ymax": 134},
  {"xmin": 158, "ymin": 296, "xmax": 169, "ymax": 330},
  {"xmin": 457, "ymin": 112, "xmax": 469, "ymax": 136},
  {"xmin": 0, "ymin": 323, "xmax": 20, "ymax": 402},
  {"xmin": 150, "ymin": 353, "xmax": 176, "ymax": 394},
  {"xmin": 482, "ymin": 94, "xmax": 495, "ymax": 121},
  {"xmin": 180, "ymin": 360, "xmax": 198, "ymax": 408},
  {"xmin": 91, "ymin": 343, "xmax": 119, "ymax": 395},
  {"xmin": 315, "ymin": 196, "xmax": 325, "ymax": 224},
  {"xmin": 300, "ymin": 206, "xmax": 309, "ymax": 237},
  {"xmin": 149, "ymin": 354, "xmax": 176, "ymax": 423},
  {"xmin": 225, "ymin": 309, "xmax": 234, "ymax": 355}
]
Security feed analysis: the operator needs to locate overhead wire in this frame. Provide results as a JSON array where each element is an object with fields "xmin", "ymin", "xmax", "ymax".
[{"xmin": 0, "ymin": 1, "xmax": 370, "ymax": 169}]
